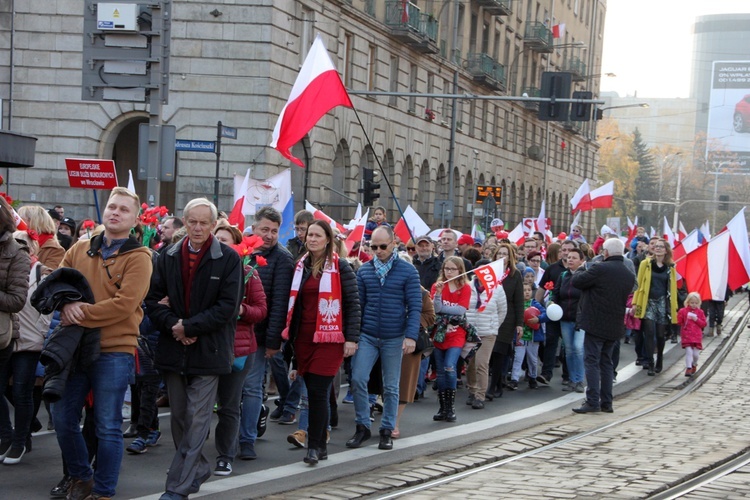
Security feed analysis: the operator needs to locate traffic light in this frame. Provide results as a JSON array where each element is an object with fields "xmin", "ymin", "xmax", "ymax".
[
  {"xmin": 538, "ymin": 71, "xmax": 572, "ymax": 121},
  {"xmin": 361, "ymin": 168, "xmax": 380, "ymax": 206},
  {"xmin": 570, "ymin": 91, "xmax": 593, "ymax": 121},
  {"xmin": 719, "ymin": 194, "xmax": 729, "ymax": 211}
]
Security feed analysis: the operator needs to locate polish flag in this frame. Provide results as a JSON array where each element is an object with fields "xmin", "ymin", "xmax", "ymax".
[
  {"xmin": 674, "ymin": 229, "xmax": 702, "ymax": 278},
  {"xmin": 536, "ymin": 201, "xmax": 548, "ymax": 240},
  {"xmin": 570, "ymin": 211, "xmax": 581, "ymax": 233},
  {"xmin": 270, "ymin": 35, "xmax": 353, "ymax": 167},
  {"xmin": 229, "ymin": 169, "xmax": 250, "ymax": 231},
  {"xmin": 507, "ymin": 222, "xmax": 526, "ymax": 246},
  {"xmin": 589, "ymin": 181, "xmax": 614, "ymax": 210},
  {"xmin": 684, "ymin": 230, "xmax": 731, "ymax": 301},
  {"xmin": 626, "ymin": 216, "xmax": 638, "ymax": 245},
  {"xmin": 570, "ymin": 179, "xmax": 590, "ymax": 213},
  {"xmin": 724, "ymin": 207, "xmax": 750, "ymax": 290},
  {"xmin": 552, "ymin": 23, "xmax": 566, "ymax": 39},
  {"xmin": 12, "ymin": 209, "xmax": 27, "ymax": 230},
  {"xmin": 401, "ymin": 0, "xmax": 410, "ymax": 23},
  {"xmin": 699, "ymin": 220, "xmax": 710, "ymax": 242},
  {"xmin": 305, "ymin": 200, "xmax": 346, "ymax": 233},
  {"xmin": 345, "ymin": 208, "xmax": 369, "ymax": 254},
  {"xmin": 471, "ymin": 258, "xmax": 507, "ymax": 311},
  {"xmin": 663, "ymin": 216, "xmax": 675, "ymax": 247},
  {"xmin": 678, "ymin": 221, "xmax": 688, "ymax": 242},
  {"xmin": 393, "ymin": 205, "xmax": 431, "ymax": 244}
]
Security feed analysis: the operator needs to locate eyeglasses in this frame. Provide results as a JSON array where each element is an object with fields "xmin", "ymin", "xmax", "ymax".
[
  {"xmin": 443, "ymin": 267, "xmax": 459, "ymax": 272},
  {"xmin": 370, "ymin": 243, "xmax": 391, "ymax": 251},
  {"xmin": 653, "ymin": 245, "xmax": 666, "ymax": 249},
  {"xmin": 530, "ymin": 259, "xmax": 541, "ymax": 263},
  {"xmin": 293, "ymin": 226, "xmax": 307, "ymax": 232},
  {"xmin": 406, "ymin": 247, "xmax": 416, "ymax": 252}
]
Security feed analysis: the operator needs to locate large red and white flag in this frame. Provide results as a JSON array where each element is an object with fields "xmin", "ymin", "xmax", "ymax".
[
  {"xmin": 552, "ymin": 23, "xmax": 566, "ymax": 39},
  {"xmin": 663, "ymin": 216, "xmax": 675, "ymax": 247},
  {"xmin": 626, "ymin": 216, "xmax": 638, "ymax": 245},
  {"xmin": 724, "ymin": 207, "xmax": 750, "ymax": 289},
  {"xmin": 507, "ymin": 222, "xmax": 526, "ymax": 247},
  {"xmin": 684, "ymin": 230, "xmax": 731, "ymax": 301},
  {"xmin": 229, "ymin": 169, "xmax": 250, "ymax": 231},
  {"xmin": 536, "ymin": 201, "xmax": 548, "ymax": 238},
  {"xmin": 570, "ymin": 179, "xmax": 590, "ymax": 213},
  {"xmin": 393, "ymin": 205, "xmax": 431, "ymax": 244},
  {"xmin": 589, "ymin": 181, "xmax": 614, "ymax": 210},
  {"xmin": 345, "ymin": 208, "xmax": 369, "ymax": 254},
  {"xmin": 674, "ymin": 229, "xmax": 702, "ymax": 278},
  {"xmin": 305, "ymin": 200, "xmax": 346, "ymax": 233},
  {"xmin": 471, "ymin": 258, "xmax": 507, "ymax": 311},
  {"xmin": 270, "ymin": 35, "xmax": 353, "ymax": 167}
]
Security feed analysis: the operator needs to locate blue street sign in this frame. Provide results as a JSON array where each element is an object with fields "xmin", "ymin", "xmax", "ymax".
[
  {"xmin": 220, "ymin": 126, "xmax": 238, "ymax": 139},
  {"xmin": 175, "ymin": 139, "xmax": 216, "ymax": 153}
]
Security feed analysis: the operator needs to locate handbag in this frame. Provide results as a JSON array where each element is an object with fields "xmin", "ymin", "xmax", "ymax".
[
  {"xmin": 0, "ymin": 311, "xmax": 13, "ymax": 350},
  {"xmin": 414, "ymin": 327, "xmax": 434, "ymax": 358}
]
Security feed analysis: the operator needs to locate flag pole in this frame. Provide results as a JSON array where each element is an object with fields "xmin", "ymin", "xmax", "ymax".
[{"xmin": 351, "ymin": 107, "xmax": 416, "ymax": 244}]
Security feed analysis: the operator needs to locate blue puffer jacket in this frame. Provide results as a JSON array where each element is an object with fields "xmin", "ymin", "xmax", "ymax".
[{"xmin": 357, "ymin": 257, "xmax": 422, "ymax": 341}]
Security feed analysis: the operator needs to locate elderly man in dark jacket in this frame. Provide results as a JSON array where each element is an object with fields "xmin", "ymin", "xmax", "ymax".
[
  {"xmin": 571, "ymin": 238, "xmax": 635, "ymax": 414},
  {"xmin": 147, "ymin": 198, "xmax": 242, "ymax": 500}
]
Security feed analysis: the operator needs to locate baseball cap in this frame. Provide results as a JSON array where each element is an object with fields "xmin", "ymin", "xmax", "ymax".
[
  {"xmin": 47, "ymin": 208, "xmax": 62, "ymax": 222},
  {"xmin": 457, "ymin": 234, "xmax": 474, "ymax": 246},
  {"xmin": 415, "ymin": 235, "xmax": 432, "ymax": 244},
  {"xmin": 60, "ymin": 217, "xmax": 76, "ymax": 231}
]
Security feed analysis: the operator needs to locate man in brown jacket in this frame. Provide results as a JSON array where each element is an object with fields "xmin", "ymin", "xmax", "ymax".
[{"xmin": 54, "ymin": 187, "xmax": 153, "ymax": 500}]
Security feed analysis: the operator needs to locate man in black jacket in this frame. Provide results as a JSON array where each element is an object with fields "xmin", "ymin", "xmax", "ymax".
[
  {"xmin": 412, "ymin": 235, "xmax": 440, "ymax": 289},
  {"xmin": 571, "ymin": 238, "xmax": 635, "ymax": 414},
  {"xmin": 238, "ymin": 206, "xmax": 295, "ymax": 460},
  {"xmin": 147, "ymin": 198, "xmax": 242, "ymax": 499}
]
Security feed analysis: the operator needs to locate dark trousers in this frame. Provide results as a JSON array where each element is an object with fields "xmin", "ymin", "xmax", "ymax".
[
  {"xmin": 583, "ymin": 335, "xmax": 616, "ymax": 408},
  {"xmin": 303, "ymin": 373, "xmax": 333, "ymax": 451},
  {"xmin": 641, "ymin": 319, "xmax": 667, "ymax": 368},
  {"xmin": 706, "ymin": 300, "xmax": 725, "ymax": 327},
  {"xmin": 541, "ymin": 321, "xmax": 561, "ymax": 380},
  {"xmin": 131, "ymin": 377, "xmax": 161, "ymax": 439}
]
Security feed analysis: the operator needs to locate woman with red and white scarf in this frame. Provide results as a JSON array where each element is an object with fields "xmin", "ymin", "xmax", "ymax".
[{"xmin": 282, "ymin": 220, "xmax": 360, "ymax": 465}]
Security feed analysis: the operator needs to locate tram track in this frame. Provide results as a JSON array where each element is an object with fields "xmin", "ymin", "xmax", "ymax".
[{"xmin": 373, "ymin": 306, "xmax": 750, "ymax": 500}]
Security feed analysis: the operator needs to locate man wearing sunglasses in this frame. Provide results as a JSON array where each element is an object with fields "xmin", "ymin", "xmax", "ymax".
[{"xmin": 347, "ymin": 226, "xmax": 421, "ymax": 451}]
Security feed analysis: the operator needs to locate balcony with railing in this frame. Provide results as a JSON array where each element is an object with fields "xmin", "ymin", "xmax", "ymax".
[
  {"xmin": 562, "ymin": 56, "xmax": 587, "ymax": 81},
  {"xmin": 521, "ymin": 86, "xmax": 541, "ymax": 111},
  {"xmin": 467, "ymin": 53, "xmax": 506, "ymax": 90},
  {"xmin": 385, "ymin": 1, "xmax": 439, "ymax": 54},
  {"xmin": 475, "ymin": 0, "xmax": 512, "ymax": 16},
  {"xmin": 524, "ymin": 22, "xmax": 553, "ymax": 53},
  {"xmin": 563, "ymin": 120, "xmax": 583, "ymax": 134}
]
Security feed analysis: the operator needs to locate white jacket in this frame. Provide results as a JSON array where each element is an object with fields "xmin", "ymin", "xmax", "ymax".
[{"xmin": 465, "ymin": 278, "xmax": 508, "ymax": 337}]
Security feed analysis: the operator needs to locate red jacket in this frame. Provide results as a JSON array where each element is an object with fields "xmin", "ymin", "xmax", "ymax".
[
  {"xmin": 677, "ymin": 306, "xmax": 707, "ymax": 346},
  {"xmin": 235, "ymin": 268, "xmax": 268, "ymax": 357}
]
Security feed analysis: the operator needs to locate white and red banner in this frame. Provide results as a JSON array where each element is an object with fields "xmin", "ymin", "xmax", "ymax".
[
  {"xmin": 472, "ymin": 258, "xmax": 507, "ymax": 311},
  {"xmin": 684, "ymin": 230, "xmax": 731, "ymax": 301},
  {"xmin": 393, "ymin": 205, "xmax": 431, "ymax": 244},
  {"xmin": 65, "ymin": 158, "xmax": 118, "ymax": 190},
  {"xmin": 507, "ymin": 222, "xmax": 526, "ymax": 246},
  {"xmin": 552, "ymin": 23, "xmax": 566, "ymax": 39},
  {"xmin": 570, "ymin": 179, "xmax": 590, "ymax": 213},
  {"xmin": 305, "ymin": 200, "xmax": 346, "ymax": 233},
  {"xmin": 678, "ymin": 221, "xmax": 688, "ymax": 242},
  {"xmin": 588, "ymin": 181, "xmax": 614, "ymax": 210},
  {"xmin": 345, "ymin": 208, "xmax": 369, "ymax": 254},
  {"xmin": 724, "ymin": 207, "xmax": 750, "ymax": 289},
  {"xmin": 663, "ymin": 216, "xmax": 675, "ymax": 247},
  {"xmin": 626, "ymin": 216, "xmax": 638, "ymax": 245},
  {"xmin": 270, "ymin": 35, "xmax": 353, "ymax": 167}
]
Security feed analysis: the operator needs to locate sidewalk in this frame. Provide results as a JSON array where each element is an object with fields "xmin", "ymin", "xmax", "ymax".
[{"xmin": 269, "ymin": 303, "xmax": 750, "ymax": 499}]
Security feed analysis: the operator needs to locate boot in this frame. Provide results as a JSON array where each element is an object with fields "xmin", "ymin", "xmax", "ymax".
[
  {"xmin": 445, "ymin": 389, "xmax": 457, "ymax": 422},
  {"xmin": 655, "ymin": 354, "xmax": 663, "ymax": 374},
  {"xmin": 716, "ymin": 324, "xmax": 722, "ymax": 336},
  {"xmin": 432, "ymin": 390, "xmax": 446, "ymax": 421}
]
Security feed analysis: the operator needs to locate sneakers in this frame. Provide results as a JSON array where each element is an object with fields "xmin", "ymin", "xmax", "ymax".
[
  {"xmin": 277, "ymin": 412, "xmax": 296, "ymax": 425},
  {"xmin": 574, "ymin": 382, "xmax": 585, "ymax": 393},
  {"xmin": 685, "ymin": 368, "xmax": 692, "ymax": 377},
  {"xmin": 269, "ymin": 406, "xmax": 284, "ymax": 421},
  {"xmin": 287, "ymin": 429, "xmax": 306, "ymax": 448},
  {"xmin": 528, "ymin": 378, "xmax": 539, "ymax": 389},
  {"xmin": 471, "ymin": 399, "xmax": 485, "ymax": 409},
  {"xmin": 536, "ymin": 375, "xmax": 550, "ymax": 386},
  {"xmin": 2, "ymin": 445, "xmax": 25, "ymax": 465},
  {"xmin": 465, "ymin": 394, "xmax": 475, "ymax": 406},
  {"xmin": 257, "ymin": 404, "xmax": 269, "ymax": 437},
  {"xmin": 507, "ymin": 380, "xmax": 519, "ymax": 391},
  {"xmin": 342, "ymin": 390, "xmax": 354, "ymax": 404},
  {"xmin": 239, "ymin": 442, "xmax": 256, "ymax": 460},
  {"xmin": 145, "ymin": 430, "xmax": 161, "ymax": 447},
  {"xmin": 126, "ymin": 437, "xmax": 148, "ymax": 454},
  {"xmin": 214, "ymin": 459, "xmax": 232, "ymax": 476}
]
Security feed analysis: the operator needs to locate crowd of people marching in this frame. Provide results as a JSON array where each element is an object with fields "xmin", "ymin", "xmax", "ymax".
[{"xmin": 0, "ymin": 192, "xmax": 737, "ymax": 499}]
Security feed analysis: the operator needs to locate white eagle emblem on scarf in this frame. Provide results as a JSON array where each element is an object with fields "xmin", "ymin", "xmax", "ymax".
[{"xmin": 318, "ymin": 297, "xmax": 341, "ymax": 324}]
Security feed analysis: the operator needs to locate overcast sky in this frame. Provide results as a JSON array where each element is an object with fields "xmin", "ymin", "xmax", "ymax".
[{"xmin": 600, "ymin": 0, "xmax": 750, "ymax": 98}]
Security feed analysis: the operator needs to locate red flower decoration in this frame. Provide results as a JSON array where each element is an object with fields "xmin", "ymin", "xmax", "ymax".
[
  {"xmin": 1, "ymin": 192, "xmax": 13, "ymax": 205},
  {"xmin": 0, "ymin": 175, "xmax": 4, "ymax": 187},
  {"xmin": 255, "ymin": 255, "xmax": 268, "ymax": 267},
  {"xmin": 141, "ymin": 203, "xmax": 149, "ymax": 210},
  {"xmin": 544, "ymin": 281, "xmax": 555, "ymax": 291},
  {"xmin": 82, "ymin": 220, "xmax": 96, "ymax": 230}
]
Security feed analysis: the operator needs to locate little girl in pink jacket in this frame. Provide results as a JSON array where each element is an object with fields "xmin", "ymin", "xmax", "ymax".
[{"xmin": 677, "ymin": 292, "xmax": 707, "ymax": 377}]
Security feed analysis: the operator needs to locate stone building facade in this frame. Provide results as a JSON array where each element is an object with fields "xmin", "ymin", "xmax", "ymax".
[{"xmin": 0, "ymin": 0, "xmax": 606, "ymax": 235}]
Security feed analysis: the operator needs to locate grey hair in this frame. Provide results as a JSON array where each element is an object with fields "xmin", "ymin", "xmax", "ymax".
[
  {"xmin": 183, "ymin": 198, "xmax": 218, "ymax": 222},
  {"xmin": 602, "ymin": 237, "xmax": 625, "ymax": 256}
]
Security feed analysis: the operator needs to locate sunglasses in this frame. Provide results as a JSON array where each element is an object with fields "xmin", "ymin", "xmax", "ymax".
[
  {"xmin": 370, "ymin": 243, "xmax": 390, "ymax": 251},
  {"xmin": 406, "ymin": 247, "xmax": 416, "ymax": 252}
]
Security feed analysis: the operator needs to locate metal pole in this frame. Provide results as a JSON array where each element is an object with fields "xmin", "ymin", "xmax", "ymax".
[
  {"xmin": 672, "ymin": 159, "xmax": 682, "ymax": 232},
  {"xmin": 470, "ymin": 151, "xmax": 478, "ymax": 232},
  {"xmin": 712, "ymin": 170, "xmax": 719, "ymax": 231},
  {"xmin": 446, "ymin": 0, "xmax": 460, "ymax": 229},
  {"xmin": 214, "ymin": 121, "xmax": 222, "ymax": 207}
]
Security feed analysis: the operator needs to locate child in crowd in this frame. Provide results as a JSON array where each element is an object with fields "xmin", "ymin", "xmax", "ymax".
[
  {"xmin": 678, "ymin": 292, "xmax": 707, "ymax": 377},
  {"xmin": 509, "ymin": 284, "xmax": 548, "ymax": 390}
]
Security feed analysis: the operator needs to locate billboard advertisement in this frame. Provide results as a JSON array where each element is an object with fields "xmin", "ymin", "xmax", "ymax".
[{"xmin": 706, "ymin": 61, "xmax": 750, "ymax": 167}]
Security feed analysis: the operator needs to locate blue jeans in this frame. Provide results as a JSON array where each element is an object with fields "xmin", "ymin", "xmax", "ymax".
[
  {"xmin": 416, "ymin": 356, "xmax": 430, "ymax": 394},
  {"xmin": 53, "ymin": 353, "xmax": 134, "ymax": 497},
  {"xmin": 0, "ymin": 350, "xmax": 40, "ymax": 448},
  {"xmin": 560, "ymin": 321, "xmax": 585, "ymax": 384},
  {"xmin": 583, "ymin": 334, "xmax": 616, "ymax": 408},
  {"xmin": 270, "ymin": 349, "xmax": 301, "ymax": 415},
  {"xmin": 433, "ymin": 347, "xmax": 462, "ymax": 390},
  {"xmin": 240, "ymin": 347, "xmax": 265, "ymax": 445},
  {"xmin": 350, "ymin": 334, "xmax": 403, "ymax": 431}
]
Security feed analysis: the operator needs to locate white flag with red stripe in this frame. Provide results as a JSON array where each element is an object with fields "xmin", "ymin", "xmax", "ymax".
[
  {"xmin": 393, "ymin": 205, "xmax": 431, "ymax": 244},
  {"xmin": 678, "ymin": 221, "xmax": 688, "ymax": 242},
  {"xmin": 507, "ymin": 222, "xmax": 526, "ymax": 246},
  {"xmin": 345, "ymin": 208, "xmax": 369, "ymax": 254},
  {"xmin": 589, "ymin": 181, "xmax": 614, "ymax": 210},
  {"xmin": 472, "ymin": 258, "xmax": 507, "ymax": 311},
  {"xmin": 684, "ymin": 230, "xmax": 731, "ymax": 301},
  {"xmin": 663, "ymin": 216, "xmax": 675, "ymax": 247},
  {"xmin": 570, "ymin": 179, "xmax": 590, "ymax": 213},
  {"xmin": 305, "ymin": 200, "xmax": 346, "ymax": 233},
  {"xmin": 271, "ymin": 35, "xmax": 353, "ymax": 167},
  {"xmin": 724, "ymin": 207, "xmax": 750, "ymax": 289}
]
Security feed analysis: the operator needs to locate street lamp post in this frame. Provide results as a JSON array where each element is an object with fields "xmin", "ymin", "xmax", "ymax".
[
  {"xmin": 470, "ymin": 149, "xmax": 478, "ymax": 232},
  {"xmin": 672, "ymin": 156, "xmax": 684, "ymax": 231}
]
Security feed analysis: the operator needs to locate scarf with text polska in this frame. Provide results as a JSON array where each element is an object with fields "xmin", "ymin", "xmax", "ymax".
[{"xmin": 282, "ymin": 252, "xmax": 344, "ymax": 343}]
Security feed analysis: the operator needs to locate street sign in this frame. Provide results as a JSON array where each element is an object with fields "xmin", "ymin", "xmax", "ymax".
[
  {"xmin": 64, "ymin": 158, "xmax": 118, "ymax": 190},
  {"xmin": 220, "ymin": 126, "xmax": 238, "ymax": 139},
  {"xmin": 475, "ymin": 185, "xmax": 503, "ymax": 205},
  {"xmin": 175, "ymin": 140, "xmax": 216, "ymax": 153}
]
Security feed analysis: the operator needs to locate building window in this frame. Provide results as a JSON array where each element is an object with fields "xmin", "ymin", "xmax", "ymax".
[
  {"xmin": 343, "ymin": 33, "xmax": 353, "ymax": 87},
  {"xmin": 389, "ymin": 55, "xmax": 399, "ymax": 106},
  {"xmin": 493, "ymin": 105, "xmax": 500, "ymax": 145},
  {"xmin": 408, "ymin": 63, "xmax": 418, "ymax": 113},
  {"xmin": 481, "ymin": 101, "xmax": 488, "ymax": 142},
  {"xmin": 442, "ymin": 78, "xmax": 451, "ymax": 122},
  {"xmin": 367, "ymin": 44, "xmax": 377, "ymax": 91},
  {"xmin": 469, "ymin": 99, "xmax": 476, "ymax": 137}
]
